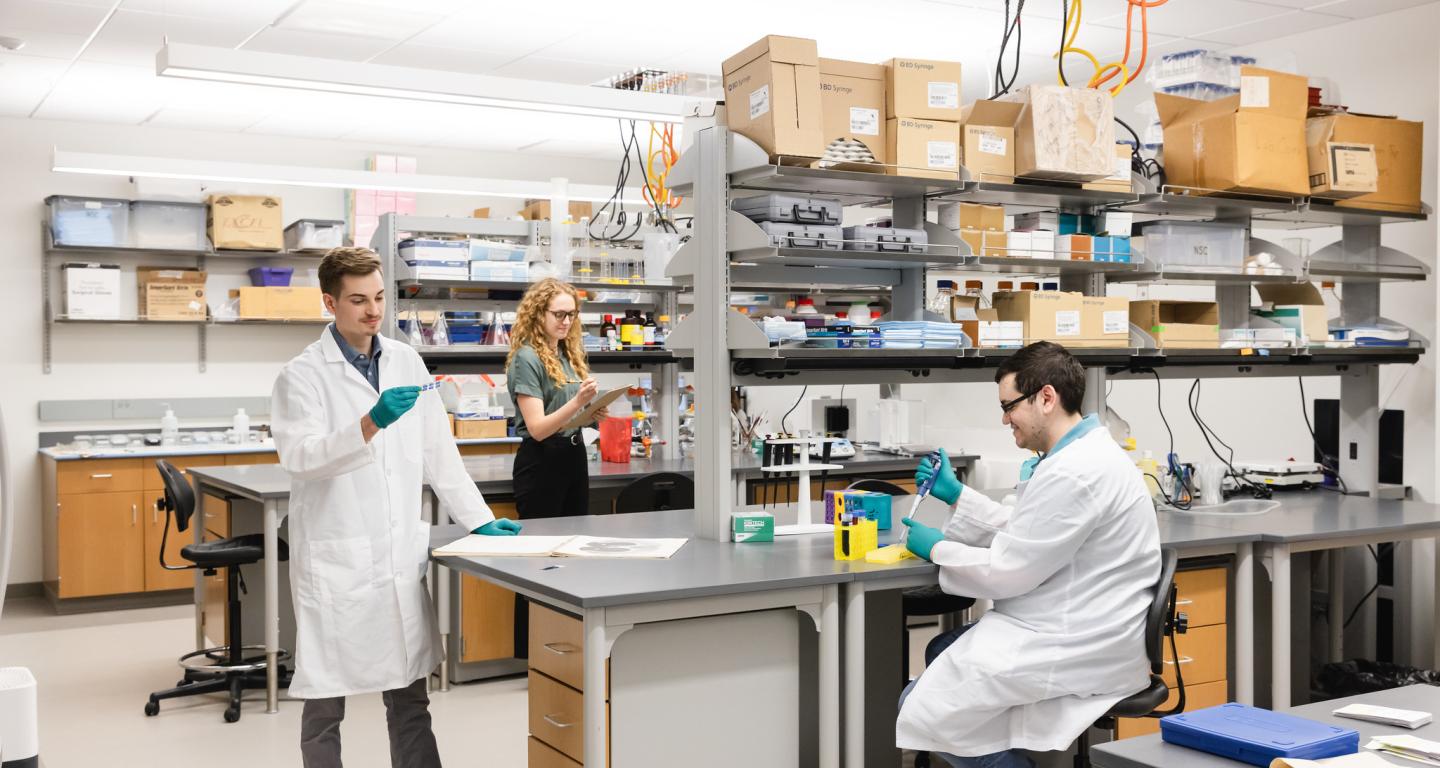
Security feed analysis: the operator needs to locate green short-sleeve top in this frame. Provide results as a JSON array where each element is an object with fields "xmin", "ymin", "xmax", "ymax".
[{"xmin": 507, "ymin": 344, "xmax": 580, "ymax": 439}]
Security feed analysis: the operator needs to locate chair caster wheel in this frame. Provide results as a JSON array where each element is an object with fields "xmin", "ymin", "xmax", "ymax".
[
  {"xmin": 224, "ymin": 707, "xmax": 240, "ymax": 723},
  {"xmin": 145, "ymin": 700, "xmax": 160, "ymax": 717}
]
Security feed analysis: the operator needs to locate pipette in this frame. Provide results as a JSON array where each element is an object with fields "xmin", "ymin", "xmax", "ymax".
[{"xmin": 899, "ymin": 450, "xmax": 942, "ymax": 544}]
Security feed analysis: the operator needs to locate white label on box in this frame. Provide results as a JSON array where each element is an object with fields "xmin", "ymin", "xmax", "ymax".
[
  {"xmin": 980, "ymin": 134, "xmax": 1007, "ymax": 155},
  {"xmin": 1191, "ymin": 243, "xmax": 1211, "ymax": 259},
  {"xmin": 1240, "ymin": 76, "xmax": 1270, "ymax": 108},
  {"xmin": 1104, "ymin": 310, "xmax": 1128, "ymax": 335},
  {"xmin": 927, "ymin": 81, "xmax": 959, "ymax": 109},
  {"xmin": 849, "ymin": 107, "xmax": 880, "ymax": 136},
  {"xmin": 84, "ymin": 201, "xmax": 102, "ymax": 209},
  {"xmin": 1055, "ymin": 310, "xmax": 1081, "ymax": 337},
  {"xmin": 1114, "ymin": 154, "xmax": 1131, "ymax": 180},
  {"xmin": 927, "ymin": 141, "xmax": 958, "ymax": 169},
  {"xmin": 749, "ymin": 85, "xmax": 770, "ymax": 119}
]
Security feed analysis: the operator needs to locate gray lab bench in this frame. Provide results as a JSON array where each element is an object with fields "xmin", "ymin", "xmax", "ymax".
[{"xmin": 1091, "ymin": 683, "xmax": 1440, "ymax": 768}]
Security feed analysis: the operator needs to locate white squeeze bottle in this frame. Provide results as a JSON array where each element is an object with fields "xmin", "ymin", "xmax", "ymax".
[
  {"xmin": 160, "ymin": 405, "xmax": 179, "ymax": 446},
  {"xmin": 232, "ymin": 408, "xmax": 250, "ymax": 444}
]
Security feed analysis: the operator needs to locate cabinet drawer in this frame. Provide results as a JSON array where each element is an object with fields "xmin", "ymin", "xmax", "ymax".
[
  {"xmin": 1174, "ymin": 567, "xmax": 1227, "ymax": 627},
  {"xmin": 530, "ymin": 603, "xmax": 584, "ymax": 691},
  {"xmin": 1116, "ymin": 679, "xmax": 1228, "ymax": 739},
  {"xmin": 59, "ymin": 459, "xmax": 142, "ymax": 494},
  {"xmin": 529, "ymin": 736, "xmax": 582, "ymax": 768},
  {"xmin": 142, "ymin": 457, "xmax": 225, "ymax": 491},
  {"xmin": 226, "ymin": 453, "xmax": 278, "ymax": 465},
  {"xmin": 1162, "ymin": 623, "xmax": 1227, "ymax": 687},
  {"xmin": 529, "ymin": 671, "xmax": 583, "ymax": 763}
]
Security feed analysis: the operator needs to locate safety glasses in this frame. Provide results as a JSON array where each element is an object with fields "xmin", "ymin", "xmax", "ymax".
[
  {"xmin": 999, "ymin": 388, "xmax": 1042, "ymax": 415},
  {"xmin": 548, "ymin": 310, "xmax": 579, "ymax": 322}
]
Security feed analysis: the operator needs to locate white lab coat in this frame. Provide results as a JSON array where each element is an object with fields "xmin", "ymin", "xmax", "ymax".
[
  {"xmin": 271, "ymin": 328, "xmax": 495, "ymax": 699},
  {"xmin": 896, "ymin": 425, "xmax": 1161, "ymax": 755}
]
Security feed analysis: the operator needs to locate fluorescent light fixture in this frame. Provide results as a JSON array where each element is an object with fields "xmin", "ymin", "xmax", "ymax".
[
  {"xmin": 156, "ymin": 43, "xmax": 709, "ymax": 124},
  {"xmin": 53, "ymin": 149, "xmax": 646, "ymax": 204}
]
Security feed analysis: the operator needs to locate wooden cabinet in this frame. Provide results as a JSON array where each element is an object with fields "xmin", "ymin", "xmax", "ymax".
[
  {"xmin": 459, "ymin": 500, "xmax": 519, "ymax": 663},
  {"xmin": 528, "ymin": 603, "xmax": 606, "ymax": 766},
  {"xmin": 142, "ymin": 457, "xmax": 220, "ymax": 592},
  {"xmin": 56, "ymin": 491, "xmax": 146, "ymax": 597},
  {"xmin": 1117, "ymin": 564, "xmax": 1230, "ymax": 739},
  {"xmin": 459, "ymin": 443, "xmax": 519, "ymax": 457}
]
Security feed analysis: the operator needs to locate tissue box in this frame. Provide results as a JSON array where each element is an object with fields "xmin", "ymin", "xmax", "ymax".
[{"xmin": 732, "ymin": 512, "xmax": 775, "ymax": 543}]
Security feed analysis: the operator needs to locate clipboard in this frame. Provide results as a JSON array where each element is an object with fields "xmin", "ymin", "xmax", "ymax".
[{"xmin": 562, "ymin": 386, "xmax": 629, "ymax": 431}]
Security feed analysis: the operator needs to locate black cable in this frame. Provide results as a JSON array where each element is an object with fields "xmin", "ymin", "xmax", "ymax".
[
  {"xmin": 589, "ymin": 120, "xmax": 643, "ymax": 243},
  {"xmin": 1145, "ymin": 472, "xmax": 1191, "ymax": 511},
  {"xmin": 1343, "ymin": 544, "xmax": 1392, "ymax": 630},
  {"xmin": 1187, "ymin": 380, "xmax": 1270, "ymax": 499},
  {"xmin": 781, "ymin": 385, "xmax": 808, "ymax": 434},
  {"xmin": 1297, "ymin": 378, "xmax": 1349, "ymax": 494},
  {"xmin": 992, "ymin": 0, "xmax": 1026, "ymax": 98},
  {"xmin": 1058, "ymin": 0, "xmax": 1070, "ymax": 87},
  {"xmin": 1149, "ymin": 370, "xmax": 1174, "ymax": 459}
]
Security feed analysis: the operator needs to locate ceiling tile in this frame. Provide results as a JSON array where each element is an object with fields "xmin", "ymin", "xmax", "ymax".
[
  {"xmin": 274, "ymin": 0, "xmax": 444, "ymax": 41},
  {"xmin": 241, "ymin": 26, "xmax": 398, "ymax": 61},
  {"xmin": 0, "ymin": 0, "xmax": 113, "ymax": 59},
  {"xmin": 143, "ymin": 106, "xmax": 259, "ymax": 130},
  {"xmin": 368, "ymin": 44, "xmax": 512, "ymax": 74},
  {"xmin": 117, "ymin": 0, "xmax": 296, "ymax": 22},
  {"xmin": 1199, "ymin": 9, "xmax": 1350, "ymax": 45},
  {"xmin": 0, "ymin": 54, "xmax": 70, "ymax": 116},
  {"xmin": 1308, "ymin": 0, "xmax": 1438, "ymax": 17},
  {"xmin": 402, "ymin": 4, "xmax": 581, "ymax": 61},
  {"xmin": 82, "ymin": 10, "xmax": 254, "ymax": 67},
  {"xmin": 489, "ymin": 56, "xmax": 628, "ymax": 86},
  {"xmin": 243, "ymin": 113, "xmax": 351, "ymax": 140},
  {"xmin": 1091, "ymin": 0, "xmax": 1286, "ymax": 38},
  {"xmin": 32, "ymin": 61, "xmax": 166, "ymax": 122}
]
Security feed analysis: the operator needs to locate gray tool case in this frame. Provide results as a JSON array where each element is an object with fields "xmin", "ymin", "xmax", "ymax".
[
  {"xmin": 841, "ymin": 226, "xmax": 929, "ymax": 253},
  {"xmin": 733, "ymin": 193, "xmax": 843, "ymax": 225},
  {"xmin": 758, "ymin": 221, "xmax": 844, "ymax": 250}
]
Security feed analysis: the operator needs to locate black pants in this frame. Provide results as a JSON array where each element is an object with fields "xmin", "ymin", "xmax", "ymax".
[
  {"xmin": 512, "ymin": 433, "xmax": 590, "ymax": 657},
  {"xmin": 300, "ymin": 677, "xmax": 439, "ymax": 768}
]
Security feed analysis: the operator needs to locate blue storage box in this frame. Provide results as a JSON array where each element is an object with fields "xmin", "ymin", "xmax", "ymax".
[
  {"xmin": 47, "ymin": 195, "xmax": 130, "ymax": 246},
  {"xmin": 1160, "ymin": 703, "xmax": 1359, "ymax": 766},
  {"xmin": 248, "ymin": 267, "xmax": 294, "ymax": 287},
  {"xmin": 469, "ymin": 239, "xmax": 528, "ymax": 262}
]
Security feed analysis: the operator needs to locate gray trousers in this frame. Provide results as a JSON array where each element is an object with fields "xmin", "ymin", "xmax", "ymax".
[{"xmin": 300, "ymin": 677, "xmax": 441, "ymax": 768}]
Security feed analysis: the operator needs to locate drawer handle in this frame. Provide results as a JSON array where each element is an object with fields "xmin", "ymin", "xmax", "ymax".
[
  {"xmin": 1175, "ymin": 599, "xmax": 1194, "ymax": 606},
  {"xmin": 132, "ymin": 504, "xmax": 138, "ymax": 526},
  {"xmin": 91, "ymin": 473, "xmax": 114, "ymax": 479},
  {"xmin": 543, "ymin": 642, "xmax": 579, "ymax": 656},
  {"xmin": 1163, "ymin": 656, "xmax": 1194, "ymax": 666},
  {"xmin": 542, "ymin": 714, "xmax": 575, "ymax": 729}
]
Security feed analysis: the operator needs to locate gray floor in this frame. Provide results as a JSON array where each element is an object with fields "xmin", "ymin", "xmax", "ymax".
[{"xmin": 0, "ymin": 596, "xmax": 941, "ymax": 767}]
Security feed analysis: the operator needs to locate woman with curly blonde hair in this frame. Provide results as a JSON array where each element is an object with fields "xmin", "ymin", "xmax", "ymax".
[{"xmin": 506, "ymin": 277, "xmax": 597, "ymax": 520}]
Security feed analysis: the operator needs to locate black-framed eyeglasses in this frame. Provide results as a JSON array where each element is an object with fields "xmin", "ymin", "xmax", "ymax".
[
  {"xmin": 999, "ymin": 388, "xmax": 1042, "ymax": 415},
  {"xmin": 548, "ymin": 310, "xmax": 579, "ymax": 322}
]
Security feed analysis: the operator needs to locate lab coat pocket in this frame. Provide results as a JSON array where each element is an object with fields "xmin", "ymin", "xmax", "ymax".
[
  {"xmin": 309, "ymin": 536, "xmax": 374, "ymax": 598},
  {"xmin": 415, "ymin": 525, "xmax": 433, "ymax": 581}
]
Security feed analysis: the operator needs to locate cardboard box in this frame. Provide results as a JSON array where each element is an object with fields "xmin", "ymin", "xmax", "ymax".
[
  {"xmin": 818, "ymin": 58, "xmax": 888, "ymax": 165},
  {"xmin": 1030, "ymin": 230, "xmax": 1056, "ymax": 259},
  {"xmin": 518, "ymin": 200, "xmax": 593, "ymax": 222},
  {"xmin": 958, "ymin": 100, "xmax": 1023, "ymax": 182},
  {"xmin": 138, "ymin": 267, "xmax": 206, "ymax": 320},
  {"xmin": 887, "ymin": 118, "xmax": 960, "ymax": 179},
  {"xmin": 229, "ymin": 286, "xmax": 324, "ymax": 320},
  {"xmin": 207, "ymin": 195, "xmax": 283, "ymax": 250},
  {"xmin": 884, "ymin": 58, "xmax": 962, "ymax": 121},
  {"xmin": 455, "ymin": 418, "xmax": 508, "ymax": 440},
  {"xmin": 1006, "ymin": 231, "xmax": 1031, "ymax": 258},
  {"xmin": 722, "ymin": 35, "xmax": 824, "ymax": 162},
  {"xmin": 1004, "ymin": 85, "xmax": 1116, "ymax": 181},
  {"xmin": 992, "ymin": 290, "xmax": 1083, "ymax": 344},
  {"xmin": 1057, "ymin": 234, "xmax": 1092, "ymax": 261},
  {"xmin": 950, "ymin": 294, "xmax": 981, "ymax": 346},
  {"xmin": 1082, "ymin": 144, "xmax": 1135, "ymax": 193},
  {"xmin": 1077, "ymin": 295, "xmax": 1130, "ymax": 348},
  {"xmin": 471, "ymin": 208, "xmax": 491, "ymax": 218},
  {"xmin": 978, "ymin": 320, "xmax": 1024, "ymax": 348},
  {"xmin": 1306, "ymin": 112, "xmax": 1422, "ymax": 210},
  {"xmin": 1130, "ymin": 300, "xmax": 1220, "ymax": 348},
  {"xmin": 1155, "ymin": 66, "xmax": 1309, "ymax": 196},
  {"xmin": 1255, "ymin": 283, "xmax": 1329, "ymax": 344},
  {"xmin": 958, "ymin": 202, "xmax": 1005, "ymax": 232}
]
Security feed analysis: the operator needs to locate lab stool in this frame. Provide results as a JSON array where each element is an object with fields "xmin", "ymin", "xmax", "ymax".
[{"xmin": 143, "ymin": 459, "xmax": 292, "ymax": 723}]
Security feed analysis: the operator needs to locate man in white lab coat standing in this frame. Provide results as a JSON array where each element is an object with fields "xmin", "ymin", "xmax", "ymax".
[
  {"xmin": 271, "ymin": 247, "xmax": 522, "ymax": 767},
  {"xmin": 896, "ymin": 341, "xmax": 1161, "ymax": 768}
]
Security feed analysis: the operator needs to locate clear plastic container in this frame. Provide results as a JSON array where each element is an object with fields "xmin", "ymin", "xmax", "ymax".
[
  {"xmin": 130, "ymin": 201, "xmax": 208, "ymax": 250},
  {"xmin": 47, "ymin": 195, "xmax": 129, "ymax": 247},
  {"xmin": 928, "ymin": 280, "xmax": 956, "ymax": 315},
  {"xmin": 284, "ymin": 219, "xmax": 345, "ymax": 251},
  {"xmin": 1136, "ymin": 221, "xmax": 1247, "ymax": 269}
]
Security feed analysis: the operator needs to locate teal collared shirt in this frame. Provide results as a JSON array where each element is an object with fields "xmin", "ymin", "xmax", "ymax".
[
  {"xmin": 1018, "ymin": 413, "xmax": 1103, "ymax": 481},
  {"xmin": 330, "ymin": 324, "xmax": 382, "ymax": 392}
]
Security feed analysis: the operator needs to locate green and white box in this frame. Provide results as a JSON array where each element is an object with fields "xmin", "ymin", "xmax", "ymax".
[{"xmin": 732, "ymin": 512, "xmax": 775, "ymax": 543}]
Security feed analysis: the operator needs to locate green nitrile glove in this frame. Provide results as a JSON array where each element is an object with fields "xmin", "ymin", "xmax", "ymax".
[
  {"xmin": 915, "ymin": 448, "xmax": 963, "ymax": 505},
  {"xmin": 474, "ymin": 519, "xmax": 523, "ymax": 536},
  {"xmin": 369, "ymin": 386, "xmax": 420, "ymax": 429},
  {"xmin": 902, "ymin": 518, "xmax": 944, "ymax": 561}
]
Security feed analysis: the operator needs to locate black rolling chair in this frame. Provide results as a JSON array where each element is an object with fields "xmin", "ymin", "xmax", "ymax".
[
  {"xmin": 614, "ymin": 472, "xmax": 695, "ymax": 513},
  {"xmin": 1074, "ymin": 547, "xmax": 1188, "ymax": 768},
  {"xmin": 143, "ymin": 459, "xmax": 291, "ymax": 723}
]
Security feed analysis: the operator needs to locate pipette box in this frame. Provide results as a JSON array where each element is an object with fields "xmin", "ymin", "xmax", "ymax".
[
  {"xmin": 732, "ymin": 193, "xmax": 843, "ymax": 225},
  {"xmin": 758, "ymin": 221, "xmax": 843, "ymax": 250},
  {"xmin": 823, "ymin": 490, "xmax": 894, "ymax": 529},
  {"xmin": 841, "ymin": 226, "xmax": 928, "ymax": 253},
  {"xmin": 1159, "ymin": 703, "xmax": 1359, "ymax": 766}
]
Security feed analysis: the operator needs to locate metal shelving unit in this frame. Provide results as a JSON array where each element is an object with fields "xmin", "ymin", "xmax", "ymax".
[{"xmin": 674, "ymin": 127, "xmax": 1430, "ymax": 544}]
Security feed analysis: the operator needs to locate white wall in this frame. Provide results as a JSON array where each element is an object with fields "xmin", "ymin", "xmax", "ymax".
[{"xmin": 1, "ymin": 115, "xmax": 625, "ymax": 585}]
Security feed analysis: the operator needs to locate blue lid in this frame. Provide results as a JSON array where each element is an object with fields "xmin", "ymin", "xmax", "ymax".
[{"xmin": 1162, "ymin": 704, "xmax": 1358, "ymax": 766}]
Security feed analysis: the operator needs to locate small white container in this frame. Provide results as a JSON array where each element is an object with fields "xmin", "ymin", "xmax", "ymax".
[
  {"xmin": 62, "ymin": 263, "xmax": 121, "ymax": 319},
  {"xmin": 284, "ymin": 219, "xmax": 346, "ymax": 251}
]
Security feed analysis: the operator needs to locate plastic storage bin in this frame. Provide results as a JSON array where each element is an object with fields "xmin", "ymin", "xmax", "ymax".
[
  {"xmin": 733, "ymin": 194, "xmax": 843, "ymax": 225},
  {"xmin": 248, "ymin": 267, "xmax": 294, "ymax": 287},
  {"xmin": 758, "ymin": 222, "xmax": 843, "ymax": 250},
  {"xmin": 47, "ymin": 196, "xmax": 129, "ymax": 247},
  {"xmin": 842, "ymin": 226, "xmax": 928, "ymax": 253},
  {"xmin": 1136, "ymin": 221, "xmax": 1246, "ymax": 268},
  {"xmin": 284, "ymin": 219, "xmax": 345, "ymax": 251},
  {"xmin": 130, "ymin": 201, "xmax": 208, "ymax": 250},
  {"xmin": 1160, "ymin": 704, "xmax": 1358, "ymax": 767}
]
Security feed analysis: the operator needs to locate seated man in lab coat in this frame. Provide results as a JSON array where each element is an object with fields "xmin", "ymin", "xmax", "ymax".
[
  {"xmin": 271, "ymin": 247, "xmax": 522, "ymax": 768},
  {"xmin": 896, "ymin": 341, "xmax": 1161, "ymax": 768}
]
